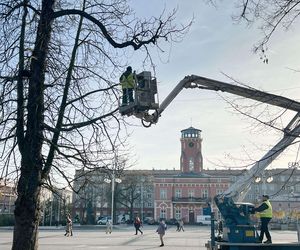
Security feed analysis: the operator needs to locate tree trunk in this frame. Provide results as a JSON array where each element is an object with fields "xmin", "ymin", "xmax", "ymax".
[
  {"xmin": 12, "ymin": 0, "xmax": 55, "ymax": 249},
  {"xmin": 12, "ymin": 163, "xmax": 42, "ymax": 250},
  {"xmin": 130, "ymin": 204, "xmax": 134, "ymax": 221}
]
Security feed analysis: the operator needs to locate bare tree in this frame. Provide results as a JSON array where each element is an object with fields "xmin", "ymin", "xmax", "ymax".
[
  {"xmin": 232, "ymin": 0, "xmax": 300, "ymax": 58},
  {"xmin": 116, "ymin": 172, "xmax": 150, "ymax": 221},
  {"xmin": 203, "ymin": 1, "xmax": 300, "ymax": 176},
  {"xmin": 0, "ymin": 0, "xmax": 190, "ymax": 249}
]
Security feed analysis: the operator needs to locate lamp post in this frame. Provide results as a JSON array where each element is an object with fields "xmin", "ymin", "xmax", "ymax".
[
  {"xmin": 49, "ymin": 197, "xmax": 53, "ymax": 226},
  {"xmin": 140, "ymin": 177, "xmax": 145, "ymax": 222},
  {"xmin": 43, "ymin": 199, "xmax": 46, "ymax": 226},
  {"xmin": 104, "ymin": 156, "xmax": 122, "ymax": 224},
  {"xmin": 57, "ymin": 197, "xmax": 61, "ymax": 226},
  {"xmin": 8, "ymin": 190, "xmax": 11, "ymax": 214}
]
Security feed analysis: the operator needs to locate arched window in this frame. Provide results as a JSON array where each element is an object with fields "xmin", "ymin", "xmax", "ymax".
[
  {"xmin": 189, "ymin": 157, "xmax": 194, "ymax": 171},
  {"xmin": 160, "ymin": 209, "xmax": 166, "ymax": 219}
]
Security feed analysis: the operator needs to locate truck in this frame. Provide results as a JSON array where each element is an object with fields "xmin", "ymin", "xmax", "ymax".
[{"xmin": 120, "ymin": 72, "xmax": 300, "ymax": 250}]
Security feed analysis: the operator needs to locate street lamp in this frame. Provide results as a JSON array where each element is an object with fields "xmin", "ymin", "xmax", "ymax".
[
  {"xmin": 266, "ymin": 176, "xmax": 273, "ymax": 183},
  {"xmin": 254, "ymin": 176, "xmax": 261, "ymax": 183},
  {"xmin": 254, "ymin": 172, "xmax": 273, "ymax": 196},
  {"xmin": 140, "ymin": 177, "xmax": 145, "ymax": 222},
  {"xmin": 104, "ymin": 167, "xmax": 122, "ymax": 224},
  {"xmin": 49, "ymin": 197, "xmax": 53, "ymax": 226}
]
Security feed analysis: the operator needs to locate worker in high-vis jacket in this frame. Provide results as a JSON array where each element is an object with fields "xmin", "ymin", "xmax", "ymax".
[
  {"xmin": 254, "ymin": 194, "xmax": 272, "ymax": 244},
  {"xmin": 120, "ymin": 66, "xmax": 135, "ymax": 105}
]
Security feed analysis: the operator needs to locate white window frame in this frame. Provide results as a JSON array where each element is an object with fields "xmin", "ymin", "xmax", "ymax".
[
  {"xmin": 160, "ymin": 209, "xmax": 166, "ymax": 219},
  {"xmin": 175, "ymin": 189, "xmax": 182, "ymax": 198},
  {"xmin": 188, "ymin": 189, "xmax": 195, "ymax": 198},
  {"xmin": 160, "ymin": 189, "xmax": 167, "ymax": 199},
  {"xmin": 175, "ymin": 208, "xmax": 181, "ymax": 219}
]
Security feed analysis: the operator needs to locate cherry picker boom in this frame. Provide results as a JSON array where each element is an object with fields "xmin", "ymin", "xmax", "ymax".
[
  {"xmin": 119, "ymin": 72, "xmax": 300, "ymax": 248},
  {"xmin": 120, "ymin": 73, "xmax": 300, "ymax": 127}
]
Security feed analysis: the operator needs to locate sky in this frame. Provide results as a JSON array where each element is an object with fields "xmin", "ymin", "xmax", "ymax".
[{"xmin": 121, "ymin": 1, "xmax": 300, "ymax": 172}]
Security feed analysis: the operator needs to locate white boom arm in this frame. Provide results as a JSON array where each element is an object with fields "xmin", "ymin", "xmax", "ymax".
[
  {"xmin": 145, "ymin": 75, "xmax": 300, "ymax": 123},
  {"xmin": 225, "ymin": 112, "xmax": 300, "ymax": 200}
]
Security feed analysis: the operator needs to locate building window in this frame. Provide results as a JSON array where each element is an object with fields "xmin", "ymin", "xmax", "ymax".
[
  {"xmin": 146, "ymin": 202, "xmax": 152, "ymax": 207},
  {"xmin": 188, "ymin": 189, "xmax": 195, "ymax": 198},
  {"xmin": 160, "ymin": 189, "xmax": 167, "ymax": 199},
  {"xmin": 216, "ymin": 189, "xmax": 223, "ymax": 195},
  {"xmin": 175, "ymin": 208, "xmax": 181, "ymax": 219},
  {"xmin": 160, "ymin": 209, "xmax": 166, "ymax": 218},
  {"xmin": 202, "ymin": 189, "xmax": 208, "ymax": 198},
  {"xmin": 175, "ymin": 189, "xmax": 182, "ymax": 198},
  {"xmin": 189, "ymin": 158, "xmax": 194, "ymax": 171}
]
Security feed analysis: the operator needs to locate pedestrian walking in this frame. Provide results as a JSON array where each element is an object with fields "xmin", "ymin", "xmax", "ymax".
[
  {"xmin": 134, "ymin": 216, "xmax": 143, "ymax": 235},
  {"xmin": 156, "ymin": 219, "xmax": 166, "ymax": 247},
  {"xmin": 178, "ymin": 219, "xmax": 184, "ymax": 232},
  {"xmin": 254, "ymin": 194, "xmax": 272, "ymax": 244},
  {"xmin": 106, "ymin": 219, "xmax": 112, "ymax": 234},
  {"xmin": 176, "ymin": 219, "xmax": 180, "ymax": 231},
  {"xmin": 64, "ymin": 213, "xmax": 73, "ymax": 237}
]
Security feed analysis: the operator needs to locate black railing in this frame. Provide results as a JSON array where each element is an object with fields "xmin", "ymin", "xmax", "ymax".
[{"xmin": 172, "ymin": 197, "xmax": 210, "ymax": 203}]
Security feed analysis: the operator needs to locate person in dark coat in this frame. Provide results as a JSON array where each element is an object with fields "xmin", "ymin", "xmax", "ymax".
[
  {"xmin": 176, "ymin": 219, "xmax": 180, "ymax": 231},
  {"xmin": 178, "ymin": 219, "xmax": 184, "ymax": 232},
  {"xmin": 156, "ymin": 219, "xmax": 166, "ymax": 247},
  {"xmin": 133, "ymin": 216, "xmax": 143, "ymax": 235}
]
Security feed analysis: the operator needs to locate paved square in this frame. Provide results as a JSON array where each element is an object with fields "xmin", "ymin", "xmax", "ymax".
[{"xmin": 0, "ymin": 225, "xmax": 298, "ymax": 250}]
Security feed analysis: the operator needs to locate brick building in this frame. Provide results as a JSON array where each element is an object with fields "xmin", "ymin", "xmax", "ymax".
[
  {"xmin": 0, "ymin": 179, "xmax": 17, "ymax": 215},
  {"xmin": 72, "ymin": 127, "xmax": 230, "ymax": 224},
  {"xmin": 72, "ymin": 127, "xmax": 300, "ymax": 224},
  {"xmin": 153, "ymin": 127, "xmax": 230, "ymax": 223}
]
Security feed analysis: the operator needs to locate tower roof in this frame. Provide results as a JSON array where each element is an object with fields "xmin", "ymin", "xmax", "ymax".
[{"xmin": 181, "ymin": 126, "xmax": 202, "ymax": 133}]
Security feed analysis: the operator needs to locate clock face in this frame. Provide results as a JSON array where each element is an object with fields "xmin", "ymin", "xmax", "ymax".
[{"xmin": 189, "ymin": 142, "xmax": 194, "ymax": 148}]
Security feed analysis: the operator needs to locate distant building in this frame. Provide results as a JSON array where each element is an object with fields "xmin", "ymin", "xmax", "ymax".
[
  {"xmin": 40, "ymin": 187, "xmax": 73, "ymax": 226},
  {"xmin": 72, "ymin": 127, "xmax": 300, "ymax": 224},
  {"xmin": 0, "ymin": 179, "xmax": 17, "ymax": 215},
  {"xmin": 72, "ymin": 127, "xmax": 230, "ymax": 223}
]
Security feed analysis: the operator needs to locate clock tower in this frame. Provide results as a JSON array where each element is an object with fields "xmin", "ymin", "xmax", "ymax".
[{"xmin": 180, "ymin": 127, "xmax": 203, "ymax": 173}]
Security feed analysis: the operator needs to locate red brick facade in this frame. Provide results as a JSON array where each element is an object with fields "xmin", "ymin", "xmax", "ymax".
[
  {"xmin": 154, "ymin": 127, "xmax": 230, "ymax": 223},
  {"xmin": 72, "ymin": 127, "xmax": 300, "ymax": 225}
]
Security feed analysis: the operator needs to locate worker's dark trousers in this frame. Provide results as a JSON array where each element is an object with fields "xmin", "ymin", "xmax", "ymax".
[
  {"xmin": 122, "ymin": 88, "xmax": 134, "ymax": 104},
  {"xmin": 259, "ymin": 217, "xmax": 272, "ymax": 241}
]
